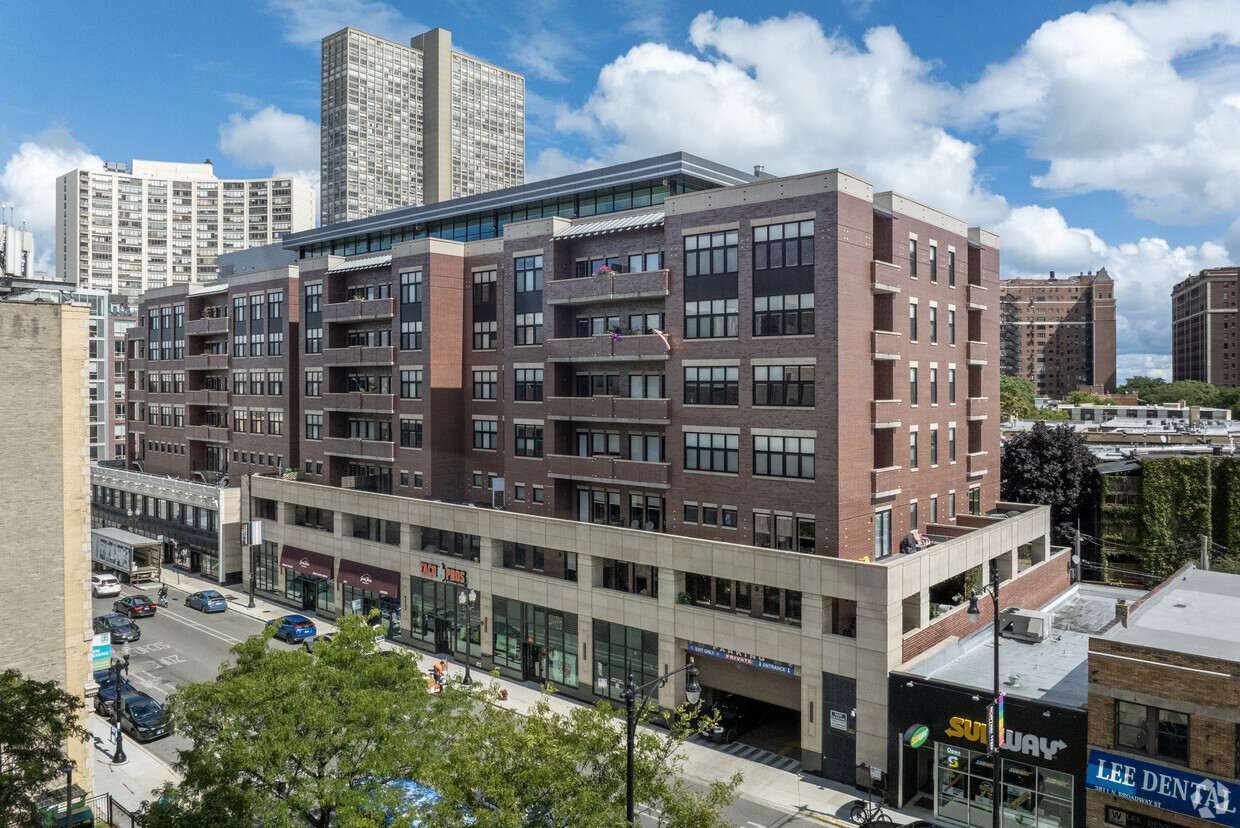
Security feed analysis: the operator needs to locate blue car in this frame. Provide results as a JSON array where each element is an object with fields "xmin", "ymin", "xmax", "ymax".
[
  {"xmin": 185, "ymin": 590, "xmax": 227, "ymax": 613},
  {"xmin": 268, "ymin": 614, "xmax": 316, "ymax": 643}
]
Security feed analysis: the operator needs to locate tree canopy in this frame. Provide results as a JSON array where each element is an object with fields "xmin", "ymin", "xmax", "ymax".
[
  {"xmin": 999, "ymin": 375, "xmax": 1036, "ymax": 418},
  {"xmin": 1115, "ymin": 376, "xmax": 1240, "ymax": 415},
  {"xmin": 146, "ymin": 614, "xmax": 736, "ymax": 828},
  {"xmin": 0, "ymin": 669, "xmax": 89, "ymax": 826},
  {"xmin": 1001, "ymin": 421, "xmax": 1098, "ymax": 543}
]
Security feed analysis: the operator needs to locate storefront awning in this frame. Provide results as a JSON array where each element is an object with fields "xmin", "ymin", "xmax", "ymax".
[
  {"xmin": 338, "ymin": 558, "xmax": 401, "ymax": 597},
  {"xmin": 280, "ymin": 545, "xmax": 334, "ymax": 580}
]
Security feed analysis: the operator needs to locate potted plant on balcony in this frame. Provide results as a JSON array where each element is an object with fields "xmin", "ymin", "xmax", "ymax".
[
  {"xmin": 282, "ymin": 467, "xmax": 304, "ymax": 481},
  {"xmin": 594, "ymin": 265, "xmax": 614, "ymax": 277}
]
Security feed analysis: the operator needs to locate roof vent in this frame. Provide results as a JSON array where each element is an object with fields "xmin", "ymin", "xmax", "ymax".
[
  {"xmin": 999, "ymin": 608, "xmax": 1053, "ymax": 643},
  {"xmin": 754, "ymin": 164, "xmax": 764, "ymax": 176}
]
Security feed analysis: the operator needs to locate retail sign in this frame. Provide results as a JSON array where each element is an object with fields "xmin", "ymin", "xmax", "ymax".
[
  {"xmin": 1088, "ymin": 748, "xmax": 1240, "ymax": 826},
  {"xmin": 1105, "ymin": 805, "xmax": 1189, "ymax": 828},
  {"xmin": 419, "ymin": 560, "xmax": 467, "ymax": 587},
  {"xmin": 944, "ymin": 715, "xmax": 1067, "ymax": 761},
  {"xmin": 686, "ymin": 641, "xmax": 795, "ymax": 675},
  {"xmin": 90, "ymin": 633, "xmax": 111, "ymax": 672},
  {"xmin": 830, "ymin": 710, "xmax": 849, "ymax": 731},
  {"xmin": 904, "ymin": 724, "xmax": 930, "ymax": 749}
]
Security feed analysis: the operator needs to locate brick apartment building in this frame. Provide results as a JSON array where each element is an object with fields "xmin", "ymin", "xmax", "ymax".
[
  {"xmin": 1000, "ymin": 269, "xmax": 1117, "ymax": 398},
  {"xmin": 1172, "ymin": 266, "xmax": 1240, "ymax": 386},
  {"xmin": 1086, "ymin": 566, "xmax": 1240, "ymax": 828},
  {"xmin": 123, "ymin": 152, "xmax": 1069, "ymax": 785}
]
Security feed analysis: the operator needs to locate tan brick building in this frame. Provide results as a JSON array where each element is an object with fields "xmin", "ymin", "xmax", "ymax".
[
  {"xmin": 1172, "ymin": 266, "xmax": 1240, "ymax": 386},
  {"xmin": 1086, "ymin": 566, "xmax": 1240, "ymax": 827},
  {"xmin": 1000, "ymin": 269, "xmax": 1117, "ymax": 398},
  {"xmin": 0, "ymin": 298, "xmax": 94, "ymax": 796}
]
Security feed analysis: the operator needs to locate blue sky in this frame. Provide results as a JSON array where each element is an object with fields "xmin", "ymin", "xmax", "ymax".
[{"xmin": 5, "ymin": 0, "xmax": 1240, "ymax": 382}]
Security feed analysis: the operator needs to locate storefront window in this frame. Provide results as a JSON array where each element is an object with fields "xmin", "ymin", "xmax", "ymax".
[
  {"xmin": 255, "ymin": 541, "xmax": 280, "ymax": 593},
  {"xmin": 407, "ymin": 577, "xmax": 479, "ymax": 652},
  {"xmin": 341, "ymin": 584, "xmax": 401, "ymax": 636},
  {"xmin": 935, "ymin": 743, "xmax": 1072, "ymax": 828},
  {"xmin": 492, "ymin": 597, "xmax": 578, "ymax": 688},
  {"xmin": 593, "ymin": 621, "xmax": 657, "ymax": 703}
]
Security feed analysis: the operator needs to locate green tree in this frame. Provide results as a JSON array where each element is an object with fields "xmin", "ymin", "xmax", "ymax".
[
  {"xmin": 0, "ymin": 669, "xmax": 89, "ymax": 826},
  {"xmin": 1000, "ymin": 375, "xmax": 1036, "ymax": 418},
  {"xmin": 1065, "ymin": 390, "xmax": 1102, "ymax": 405},
  {"xmin": 1115, "ymin": 375, "xmax": 1167, "ymax": 401},
  {"xmin": 1001, "ymin": 421, "xmax": 1098, "ymax": 543}
]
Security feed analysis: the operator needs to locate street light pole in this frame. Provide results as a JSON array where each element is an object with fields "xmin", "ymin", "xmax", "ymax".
[
  {"xmin": 62, "ymin": 764, "xmax": 72, "ymax": 828},
  {"xmin": 457, "ymin": 589, "xmax": 477, "ymax": 685},
  {"xmin": 111, "ymin": 650, "xmax": 131, "ymax": 765},
  {"xmin": 246, "ymin": 471, "xmax": 256, "ymax": 608},
  {"xmin": 968, "ymin": 566, "xmax": 1003, "ymax": 828},
  {"xmin": 621, "ymin": 657, "xmax": 700, "ymax": 824}
]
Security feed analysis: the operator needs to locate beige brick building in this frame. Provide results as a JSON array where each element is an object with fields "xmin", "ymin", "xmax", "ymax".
[{"xmin": 0, "ymin": 298, "xmax": 94, "ymax": 795}]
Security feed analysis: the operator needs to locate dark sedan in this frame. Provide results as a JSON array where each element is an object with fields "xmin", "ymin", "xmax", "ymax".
[
  {"xmin": 93, "ymin": 613, "xmax": 140, "ymax": 644},
  {"xmin": 92, "ymin": 669, "xmax": 140, "ymax": 716},
  {"xmin": 185, "ymin": 590, "xmax": 227, "ymax": 613},
  {"xmin": 114, "ymin": 594, "xmax": 157, "ymax": 618},
  {"xmin": 118, "ymin": 694, "xmax": 170, "ymax": 742}
]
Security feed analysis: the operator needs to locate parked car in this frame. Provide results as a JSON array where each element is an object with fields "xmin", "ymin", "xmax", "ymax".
[
  {"xmin": 92, "ymin": 669, "xmax": 140, "ymax": 716},
  {"xmin": 113, "ymin": 594, "xmax": 156, "ymax": 618},
  {"xmin": 91, "ymin": 573, "xmax": 121, "ymax": 598},
  {"xmin": 185, "ymin": 590, "xmax": 227, "ymax": 613},
  {"xmin": 118, "ymin": 693, "xmax": 170, "ymax": 742},
  {"xmin": 268, "ymin": 614, "xmax": 317, "ymax": 643},
  {"xmin": 93, "ymin": 613, "xmax": 141, "ymax": 643},
  {"xmin": 708, "ymin": 695, "xmax": 759, "ymax": 744},
  {"xmin": 302, "ymin": 633, "xmax": 333, "ymax": 652}
]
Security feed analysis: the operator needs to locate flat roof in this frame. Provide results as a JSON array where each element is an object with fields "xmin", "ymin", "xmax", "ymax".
[
  {"xmin": 900, "ymin": 584, "xmax": 1145, "ymax": 709},
  {"xmin": 1102, "ymin": 568, "xmax": 1240, "ymax": 661}
]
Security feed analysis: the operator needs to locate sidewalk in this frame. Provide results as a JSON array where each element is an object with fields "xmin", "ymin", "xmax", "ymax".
[
  {"xmin": 87, "ymin": 713, "xmax": 178, "ymax": 814},
  {"xmin": 153, "ymin": 571, "xmax": 927, "ymax": 826}
]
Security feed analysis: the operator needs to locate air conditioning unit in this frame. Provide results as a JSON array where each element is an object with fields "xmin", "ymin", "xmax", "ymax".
[{"xmin": 999, "ymin": 608, "xmax": 1053, "ymax": 643}]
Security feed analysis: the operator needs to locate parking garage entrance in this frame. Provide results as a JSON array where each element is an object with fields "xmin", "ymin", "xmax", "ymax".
[{"xmin": 687, "ymin": 642, "xmax": 802, "ymax": 768}]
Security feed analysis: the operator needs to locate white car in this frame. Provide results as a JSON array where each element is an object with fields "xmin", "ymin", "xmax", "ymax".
[{"xmin": 91, "ymin": 573, "xmax": 121, "ymax": 597}]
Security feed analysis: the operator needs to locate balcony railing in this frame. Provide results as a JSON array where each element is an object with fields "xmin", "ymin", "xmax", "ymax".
[
  {"xmin": 872, "ymin": 399, "xmax": 902, "ymax": 427},
  {"xmin": 185, "ymin": 316, "xmax": 230, "ymax": 337},
  {"xmin": 545, "ymin": 269, "xmax": 669, "ymax": 305},
  {"xmin": 321, "ymin": 346, "xmax": 396, "ymax": 367},
  {"xmin": 323, "ymin": 297, "xmax": 396, "ymax": 323},
  {"xmin": 185, "ymin": 389, "xmax": 230, "ymax": 407},
  {"xmin": 966, "ymin": 341, "xmax": 989, "ymax": 364},
  {"xmin": 872, "ymin": 466, "xmax": 902, "ymax": 498},
  {"xmin": 185, "ymin": 425, "xmax": 229, "ymax": 443},
  {"xmin": 967, "ymin": 283, "xmax": 988, "ymax": 310},
  {"xmin": 546, "ymin": 454, "xmax": 670, "ymax": 488},
  {"xmin": 185, "ymin": 353, "xmax": 229, "ymax": 371},
  {"xmin": 872, "ymin": 330, "xmax": 902, "ymax": 360},
  {"xmin": 967, "ymin": 452, "xmax": 989, "ymax": 477},
  {"xmin": 966, "ymin": 396, "xmax": 989, "ymax": 420},
  {"xmin": 322, "ymin": 436, "xmax": 395, "ymax": 462},
  {"xmin": 321, "ymin": 392, "xmax": 396, "ymax": 413},
  {"xmin": 545, "ymin": 395, "xmax": 670, "ymax": 423},
  {"xmin": 545, "ymin": 334, "xmax": 669, "ymax": 363}
]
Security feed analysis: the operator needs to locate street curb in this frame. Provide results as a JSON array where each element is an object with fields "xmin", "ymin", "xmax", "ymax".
[{"xmin": 89, "ymin": 712, "xmax": 181, "ymax": 777}]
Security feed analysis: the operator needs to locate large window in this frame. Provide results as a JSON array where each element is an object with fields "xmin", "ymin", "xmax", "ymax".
[
  {"xmin": 514, "ymin": 424, "xmax": 544, "ymax": 458},
  {"xmin": 1116, "ymin": 702, "xmax": 1189, "ymax": 763},
  {"xmin": 683, "ymin": 365, "xmax": 738, "ymax": 405},
  {"xmin": 305, "ymin": 369, "xmax": 322, "ymax": 397},
  {"xmin": 875, "ymin": 509, "xmax": 892, "ymax": 558},
  {"xmin": 473, "ymin": 418, "xmax": 498, "ymax": 450},
  {"xmin": 515, "ymin": 313, "xmax": 543, "ymax": 346},
  {"xmin": 514, "ymin": 256, "xmax": 543, "ymax": 345},
  {"xmin": 935, "ymin": 743, "xmax": 1074, "ymax": 828},
  {"xmin": 492, "ymin": 597, "xmax": 577, "ymax": 688},
  {"xmin": 515, "ymin": 368, "xmax": 543, "ymax": 401},
  {"xmin": 305, "ymin": 413, "xmax": 322, "ymax": 440},
  {"xmin": 753, "ymin": 511, "xmax": 815, "ymax": 554},
  {"xmin": 473, "ymin": 370, "xmax": 497, "ymax": 400},
  {"xmin": 593, "ymin": 621, "xmax": 658, "ymax": 703},
  {"xmin": 473, "ymin": 320, "xmax": 497, "ymax": 350},
  {"xmin": 754, "ymin": 434, "xmax": 814, "ymax": 479},
  {"xmin": 400, "ymin": 418, "xmax": 422, "ymax": 448},
  {"xmin": 684, "ymin": 230, "xmax": 738, "ymax": 339},
  {"xmin": 685, "ymin": 299, "xmax": 738, "ymax": 339},
  {"xmin": 753, "ymin": 220, "xmax": 813, "ymax": 270},
  {"xmin": 684, "ymin": 432, "xmax": 738, "ymax": 474},
  {"xmin": 400, "ymin": 370, "xmax": 423, "ymax": 400},
  {"xmin": 754, "ymin": 364, "xmax": 814, "ymax": 407},
  {"xmin": 754, "ymin": 293, "xmax": 814, "ymax": 336}
]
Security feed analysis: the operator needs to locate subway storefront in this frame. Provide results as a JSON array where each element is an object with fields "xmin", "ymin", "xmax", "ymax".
[{"xmin": 889, "ymin": 675, "xmax": 1086, "ymax": 828}]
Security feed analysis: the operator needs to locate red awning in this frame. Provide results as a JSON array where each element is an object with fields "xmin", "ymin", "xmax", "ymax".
[
  {"xmin": 338, "ymin": 558, "xmax": 401, "ymax": 597},
  {"xmin": 279, "ymin": 545, "xmax": 334, "ymax": 580}
]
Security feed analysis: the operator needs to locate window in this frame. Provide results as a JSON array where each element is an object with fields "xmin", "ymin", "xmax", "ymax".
[
  {"xmin": 305, "ymin": 327, "xmax": 322, "ymax": 354},
  {"xmin": 473, "ymin": 370, "xmax": 497, "ymax": 400},
  {"xmin": 754, "ymin": 364, "xmax": 814, "ymax": 407},
  {"xmin": 268, "ymin": 331, "xmax": 283, "ymax": 356},
  {"xmin": 754, "ymin": 293, "xmax": 814, "ymax": 336},
  {"xmin": 400, "ymin": 320, "xmax": 422, "ymax": 351},
  {"xmin": 948, "ymin": 250, "xmax": 956, "ymax": 287},
  {"xmin": 930, "ymin": 427, "xmax": 939, "ymax": 466},
  {"xmin": 684, "ymin": 230, "xmax": 738, "ymax": 338},
  {"xmin": 753, "ymin": 220, "xmax": 814, "ymax": 270},
  {"xmin": 268, "ymin": 291, "xmax": 283, "ymax": 321},
  {"xmin": 910, "ymin": 431, "xmax": 919, "ymax": 470},
  {"xmin": 910, "ymin": 366, "xmax": 918, "ymax": 405},
  {"xmin": 684, "ymin": 432, "xmax": 738, "ymax": 474},
  {"xmin": 249, "ymin": 332, "xmax": 265, "ymax": 357},
  {"xmin": 911, "ymin": 501, "xmax": 919, "ymax": 533},
  {"xmin": 267, "ymin": 372, "xmax": 283, "ymax": 396},
  {"xmin": 948, "ymin": 309, "xmax": 956, "ymax": 345},
  {"xmin": 473, "ymin": 419, "xmax": 497, "ymax": 450},
  {"xmin": 910, "ymin": 302, "xmax": 918, "ymax": 341},
  {"xmin": 909, "ymin": 239, "xmax": 917, "ymax": 279},
  {"xmin": 949, "ymin": 368, "xmax": 957, "ymax": 404},
  {"xmin": 875, "ymin": 509, "xmax": 892, "ymax": 558},
  {"xmin": 473, "ymin": 320, "xmax": 497, "ymax": 350},
  {"xmin": 1116, "ymin": 701, "xmax": 1189, "ymax": 763},
  {"xmin": 684, "ymin": 503, "xmax": 698, "ymax": 523},
  {"xmin": 305, "ymin": 413, "xmax": 322, "ymax": 440},
  {"xmin": 929, "ymin": 306, "xmax": 938, "ymax": 344},
  {"xmin": 250, "ymin": 373, "xmax": 264, "ymax": 396},
  {"xmin": 268, "ymin": 411, "xmax": 283, "ymax": 436},
  {"xmin": 515, "ymin": 424, "xmax": 544, "ymax": 458},
  {"xmin": 930, "ymin": 496, "xmax": 938, "ymax": 524},
  {"xmin": 949, "ymin": 492, "xmax": 957, "ymax": 518},
  {"xmin": 305, "ymin": 369, "xmax": 322, "ymax": 397},
  {"xmin": 754, "ymin": 434, "xmax": 814, "ymax": 479},
  {"xmin": 515, "ymin": 312, "xmax": 543, "ymax": 346},
  {"xmin": 969, "ymin": 486, "xmax": 981, "ymax": 515},
  {"xmin": 400, "ymin": 370, "xmax": 423, "ymax": 400},
  {"xmin": 515, "ymin": 255, "xmax": 543, "ymax": 293},
  {"xmin": 685, "ymin": 299, "xmax": 738, "ymax": 339},
  {"xmin": 930, "ymin": 367, "xmax": 938, "ymax": 405},
  {"xmin": 532, "ymin": 486, "xmax": 544, "ymax": 503},
  {"xmin": 400, "ymin": 269, "xmax": 423, "ymax": 304},
  {"xmin": 514, "ymin": 256, "xmax": 543, "ymax": 345},
  {"xmin": 515, "ymin": 368, "xmax": 543, "ymax": 401},
  {"xmin": 400, "ymin": 418, "xmax": 423, "ymax": 448},
  {"xmin": 929, "ymin": 244, "xmax": 938, "ymax": 283},
  {"xmin": 684, "ymin": 366, "xmax": 738, "ymax": 405}
]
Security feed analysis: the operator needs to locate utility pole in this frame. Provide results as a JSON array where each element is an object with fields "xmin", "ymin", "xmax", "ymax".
[
  {"xmin": 1073, "ymin": 520, "xmax": 1082, "ymax": 583},
  {"xmin": 1201, "ymin": 535, "xmax": 1210, "ymax": 571}
]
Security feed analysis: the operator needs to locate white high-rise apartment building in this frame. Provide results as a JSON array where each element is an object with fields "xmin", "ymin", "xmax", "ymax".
[
  {"xmin": 56, "ymin": 160, "xmax": 314, "ymax": 296},
  {"xmin": 320, "ymin": 27, "xmax": 525, "ymax": 226}
]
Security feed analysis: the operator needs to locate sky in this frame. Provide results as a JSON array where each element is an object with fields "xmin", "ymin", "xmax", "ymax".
[{"xmin": 5, "ymin": 0, "xmax": 1240, "ymax": 383}]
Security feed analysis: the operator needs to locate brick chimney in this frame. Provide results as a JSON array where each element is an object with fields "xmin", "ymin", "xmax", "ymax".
[{"xmin": 1115, "ymin": 598, "xmax": 1130, "ymax": 626}]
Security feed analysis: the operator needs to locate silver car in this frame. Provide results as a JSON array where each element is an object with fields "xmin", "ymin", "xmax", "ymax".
[{"xmin": 91, "ymin": 573, "xmax": 121, "ymax": 597}]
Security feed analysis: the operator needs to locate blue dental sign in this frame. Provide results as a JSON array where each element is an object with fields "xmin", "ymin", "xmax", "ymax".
[{"xmin": 1088, "ymin": 749, "xmax": 1240, "ymax": 826}]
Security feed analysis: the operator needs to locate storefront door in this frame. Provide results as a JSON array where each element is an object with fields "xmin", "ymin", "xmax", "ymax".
[
  {"xmin": 522, "ymin": 641, "xmax": 541, "ymax": 683},
  {"xmin": 434, "ymin": 618, "xmax": 452, "ymax": 654},
  {"xmin": 302, "ymin": 582, "xmax": 317, "ymax": 612}
]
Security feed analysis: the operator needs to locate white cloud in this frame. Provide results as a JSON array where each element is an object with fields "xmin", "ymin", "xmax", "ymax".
[
  {"xmin": 218, "ymin": 106, "xmax": 319, "ymax": 187},
  {"xmin": 0, "ymin": 129, "xmax": 103, "ymax": 277},
  {"xmin": 1118, "ymin": 353, "xmax": 1173, "ymax": 383},
  {"xmin": 507, "ymin": 26, "xmax": 584, "ymax": 83},
  {"xmin": 264, "ymin": 0, "xmax": 419, "ymax": 47}
]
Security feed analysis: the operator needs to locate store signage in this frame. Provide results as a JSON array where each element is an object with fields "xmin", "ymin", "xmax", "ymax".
[
  {"xmin": 419, "ymin": 560, "xmax": 468, "ymax": 587},
  {"xmin": 686, "ymin": 641, "xmax": 795, "ymax": 675},
  {"xmin": 904, "ymin": 724, "xmax": 930, "ymax": 748},
  {"xmin": 360, "ymin": 573, "xmax": 372, "ymax": 586},
  {"xmin": 944, "ymin": 716, "xmax": 1067, "ymax": 761},
  {"xmin": 1088, "ymin": 749, "xmax": 1240, "ymax": 827},
  {"xmin": 830, "ymin": 710, "xmax": 849, "ymax": 731},
  {"xmin": 90, "ymin": 633, "xmax": 111, "ymax": 672},
  {"xmin": 1105, "ymin": 805, "xmax": 1188, "ymax": 828}
]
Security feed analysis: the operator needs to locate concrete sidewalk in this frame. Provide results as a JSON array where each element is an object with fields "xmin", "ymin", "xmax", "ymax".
[
  {"xmin": 151, "ymin": 570, "xmax": 927, "ymax": 826},
  {"xmin": 87, "ymin": 713, "xmax": 178, "ymax": 814}
]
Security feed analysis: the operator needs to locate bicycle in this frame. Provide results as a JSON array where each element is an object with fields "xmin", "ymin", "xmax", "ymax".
[{"xmin": 849, "ymin": 797, "xmax": 894, "ymax": 826}]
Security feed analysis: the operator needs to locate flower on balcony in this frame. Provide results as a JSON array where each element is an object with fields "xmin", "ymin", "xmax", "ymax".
[{"xmin": 594, "ymin": 265, "xmax": 614, "ymax": 276}]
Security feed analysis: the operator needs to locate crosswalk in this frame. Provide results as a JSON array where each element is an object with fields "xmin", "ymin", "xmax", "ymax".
[{"xmin": 687, "ymin": 733, "xmax": 803, "ymax": 773}]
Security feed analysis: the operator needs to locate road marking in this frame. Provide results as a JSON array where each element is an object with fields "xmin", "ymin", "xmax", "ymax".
[{"xmin": 157, "ymin": 606, "xmax": 247, "ymax": 645}]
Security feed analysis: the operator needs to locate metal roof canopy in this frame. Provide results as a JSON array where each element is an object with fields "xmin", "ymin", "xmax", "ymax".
[
  {"xmin": 327, "ymin": 254, "xmax": 392, "ymax": 274},
  {"xmin": 554, "ymin": 210, "xmax": 665, "ymax": 240}
]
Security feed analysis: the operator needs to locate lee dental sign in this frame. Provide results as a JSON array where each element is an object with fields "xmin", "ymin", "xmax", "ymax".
[{"xmin": 1088, "ymin": 748, "xmax": 1240, "ymax": 826}]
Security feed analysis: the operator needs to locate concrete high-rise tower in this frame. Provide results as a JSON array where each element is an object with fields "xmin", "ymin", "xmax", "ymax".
[{"xmin": 319, "ymin": 27, "xmax": 525, "ymax": 226}]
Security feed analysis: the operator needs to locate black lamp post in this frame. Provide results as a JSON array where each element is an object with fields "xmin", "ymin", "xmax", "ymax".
[
  {"xmin": 61, "ymin": 764, "xmax": 73, "ymax": 828},
  {"xmin": 246, "ymin": 471, "xmax": 256, "ymax": 609},
  {"xmin": 622, "ymin": 657, "xmax": 700, "ymax": 824},
  {"xmin": 110, "ymin": 646, "xmax": 131, "ymax": 765},
  {"xmin": 457, "ymin": 589, "xmax": 477, "ymax": 685},
  {"xmin": 968, "ymin": 566, "xmax": 1003, "ymax": 828}
]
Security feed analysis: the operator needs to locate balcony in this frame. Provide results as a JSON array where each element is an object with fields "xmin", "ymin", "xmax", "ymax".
[
  {"xmin": 321, "ymin": 392, "xmax": 396, "ymax": 413},
  {"xmin": 546, "ymin": 454, "xmax": 670, "ymax": 488},
  {"xmin": 967, "ymin": 452, "xmax": 989, "ymax": 477},
  {"xmin": 185, "ymin": 389, "xmax": 229, "ymax": 407},
  {"xmin": 967, "ymin": 283, "xmax": 988, "ymax": 310},
  {"xmin": 545, "ymin": 395, "xmax": 670, "ymax": 424},
  {"xmin": 186, "ymin": 353, "xmax": 229, "ymax": 371},
  {"xmin": 545, "ymin": 270, "xmax": 669, "ymax": 306},
  {"xmin": 871, "ymin": 260, "xmax": 902, "ymax": 294},
  {"xmin": 872, "ymin": 466, "xmax": 902, "ymax": 498},
  {"xmin": 966, "ymin": 341, "xmax": 989, "ymax": 365},
  {"xmin": 185, "ymin": 316, "xmax": 230, "ymax": 337},
  {"xmin": 872, "ymin": 399, "xmax": 902, "ymax": 428},
  {"xmin": 185, "ymin": 425, "xmax": 229, "ymax": 443},
  {"xmin": 545, "ymin": 334, "xmax": 669, "ymax": 363},
  {"xmin": 966, "ymin": 396, "xmax": 989, "ymax": 421},
  {"xmin": 322, "ymin": 436, "xmax": 395, "ymax": 462},
  {"xmin": 321, "ymin": 346, "xmax": 395, "ymax": 367},
  {"xmin": 323, "ymin": 297, "xmax": 396, "ymax": 323},
  {"xmin": 872, "ymin": 330, "xmax": 902, "ymax": 360}
]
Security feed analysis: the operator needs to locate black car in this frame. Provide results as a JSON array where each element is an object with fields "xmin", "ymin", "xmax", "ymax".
[
  {"xmin": 93, "ymin": 669, "xmax": 140, "ymax": 716},
  {"xmin": 93, "ymin": 613, "xmax": 140, "ymax": 643},
  {"xmin": 709, "ymin": 695, "xmax": 758, "ymax": 743},
  {"xmin": 118, "ymin": 694, "xmax": 170, "ymax": 742},
  {"xmin": 114, "ymin": 594, "xmax": 157, "ymax": 618}
]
